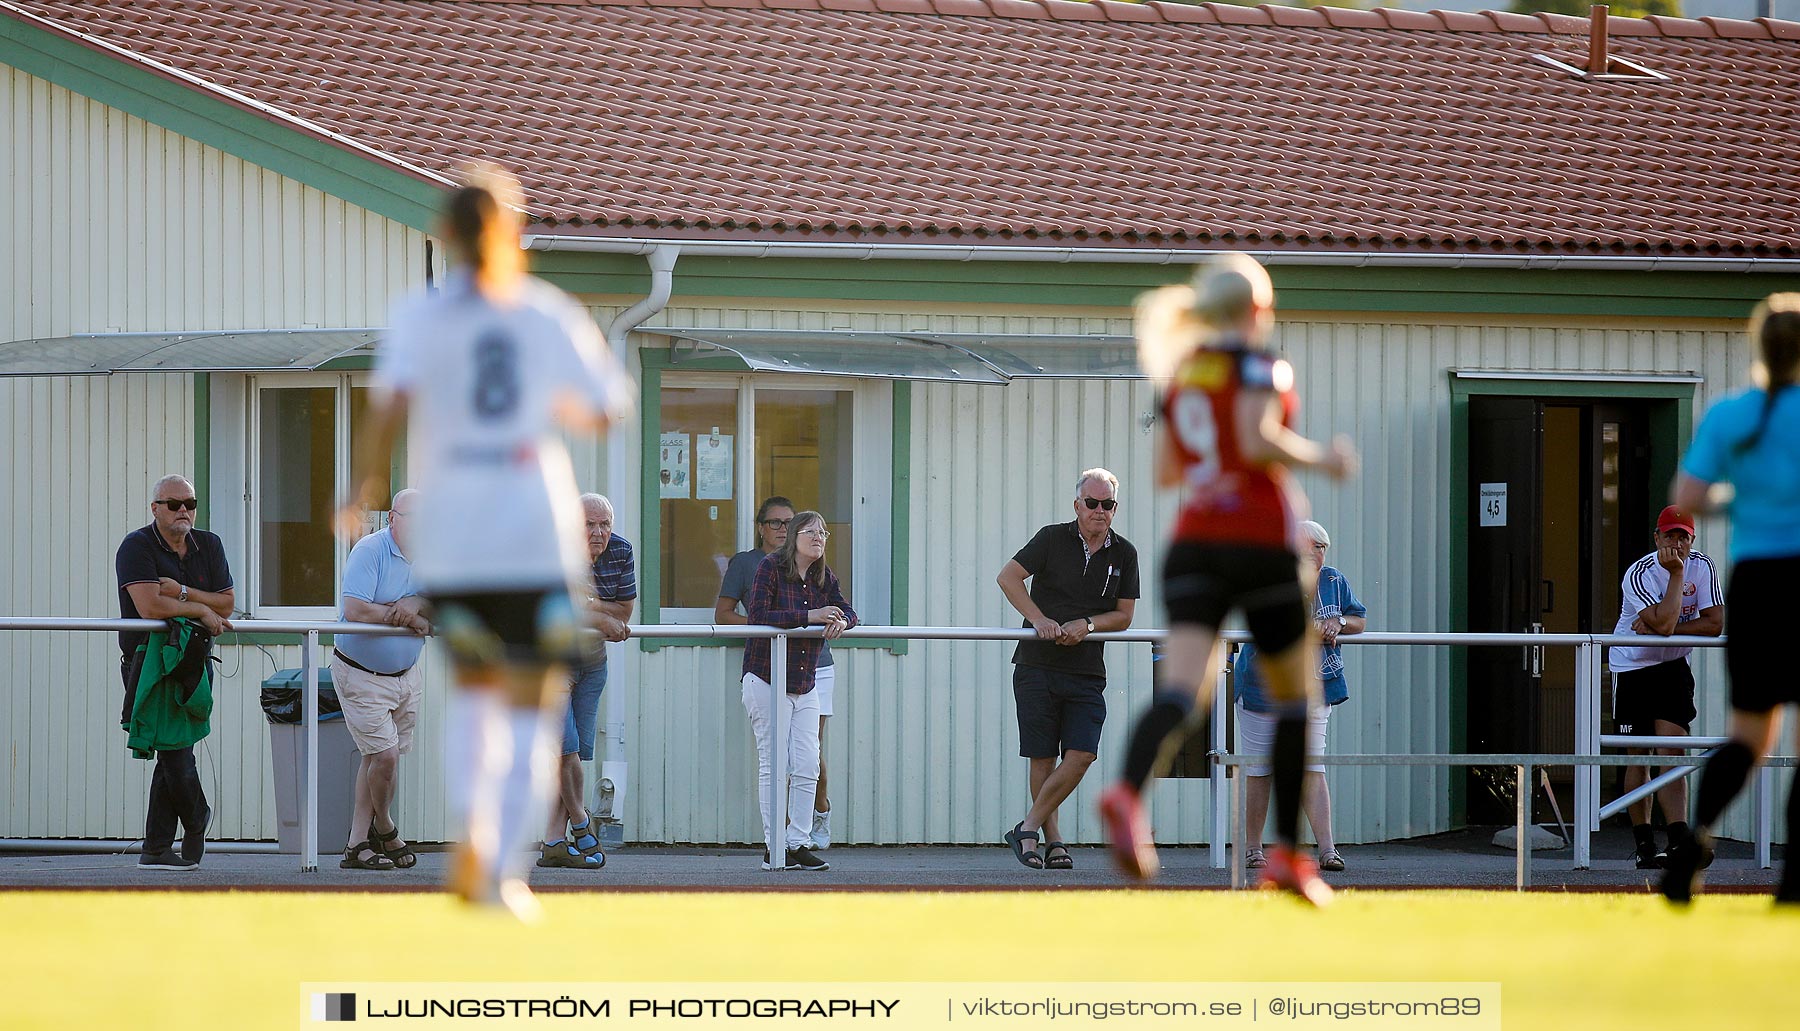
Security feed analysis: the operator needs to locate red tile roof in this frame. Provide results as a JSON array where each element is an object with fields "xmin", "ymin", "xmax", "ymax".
[{"xmin": 7, "ymin": 0, "xmax": 1799, "ymax": 258}]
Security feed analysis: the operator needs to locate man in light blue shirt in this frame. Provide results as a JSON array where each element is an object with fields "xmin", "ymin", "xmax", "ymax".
[{"xmin": 331, "ymin": 488, "xmax": 429, "ymax": 871}]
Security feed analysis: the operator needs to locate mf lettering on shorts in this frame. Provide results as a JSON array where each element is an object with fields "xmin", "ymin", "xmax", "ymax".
[{"xmin": 628, "ymin": 998, "xmax": 900, "ymax": 1019}]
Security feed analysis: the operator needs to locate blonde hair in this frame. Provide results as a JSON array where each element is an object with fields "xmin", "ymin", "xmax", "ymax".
[{"xmin": 1135, "ymin": 253, "xmax": 1274, "ymax": 381}]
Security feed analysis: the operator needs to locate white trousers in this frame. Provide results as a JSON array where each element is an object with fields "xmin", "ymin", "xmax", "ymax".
[{"xmin": 741, "ymin": 673, "xmax": 821, "ymax": 850}]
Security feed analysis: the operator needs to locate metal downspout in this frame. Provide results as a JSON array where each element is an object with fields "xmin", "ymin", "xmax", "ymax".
[{"xmin": 596, "ymin": 243, "xmax": 678, "ymax": 847}]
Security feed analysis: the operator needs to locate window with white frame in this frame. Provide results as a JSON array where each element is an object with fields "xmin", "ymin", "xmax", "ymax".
[
  {"xmin": 246, "ymin": 373, "xmax": 391, "ymax": 615},
  {"xmin": 656, "ymin": 373, "xmax": 891, "ymax": 624}
]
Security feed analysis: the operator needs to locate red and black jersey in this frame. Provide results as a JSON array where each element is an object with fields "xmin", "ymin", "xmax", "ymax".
[{"xmin": 1161, "ymin": 344, "xmax": 1307, "ymax": 550}]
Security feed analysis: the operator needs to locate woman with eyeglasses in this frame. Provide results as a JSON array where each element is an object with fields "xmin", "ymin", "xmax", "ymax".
[
  {"xmin": 740, "ymin": 511, "xmax": 856, "ymax": 871},
  {"xmin": 1100, "ymin": 253, "xmax": 1357, "ymax": 905},
  {"xmin": 341, "ymin": 163, "xmax": 633, "ymax": 918},
  {"xmin": 1661, "ymin": 293, "xmax": 1800, "ymax": 906}
]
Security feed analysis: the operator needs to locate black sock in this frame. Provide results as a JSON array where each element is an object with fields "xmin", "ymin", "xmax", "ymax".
[
  {"xmin": 1121, "ymin": 691, "xmax": 1195, "ymax": 791},
  {"xmin": 1632, "ymin": 823, "xmax": 1657, "ymax": 852},
  {"xmin": 1271, "ymin": 713, "xmax": 1307, "ymax": 848},
  {"xmin": 1693, "ymin": 741, "xmax": 1756, "ymax": 832},
  {"xmin": 1666, "ymin": 821, "xmax": 1692, "ymax": 849}
]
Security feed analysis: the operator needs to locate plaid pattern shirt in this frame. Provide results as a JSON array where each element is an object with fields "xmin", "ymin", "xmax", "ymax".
[
  {"xmin": 589, "ymin": 534, "xmax": 638, "ymax": 604},
  {"xmin": 741, "ymin": 553, "xmax": 857, "ymax": 694},
  {"xmin": 579, "ymin": 535, "xmax": 636, "ymax": 670}
]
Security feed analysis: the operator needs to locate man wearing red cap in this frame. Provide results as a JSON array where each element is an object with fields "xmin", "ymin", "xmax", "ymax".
[{"xmin": 1608, "ymin": 505, "xmax": 1724, "ymax": 870}]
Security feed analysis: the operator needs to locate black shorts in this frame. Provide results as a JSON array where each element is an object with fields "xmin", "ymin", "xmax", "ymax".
[
  {"xmin": 428, "ymin": 587, "xmax": 591, "ymax": 670},
  {"xmin": 1612, "ymin": 659, "xmax": 1697, "ymax": 735},
  {"xmin": 1013, "ymin": 665, "xmax": 1106, "ymax": 759},
  {"xmin": 1724, "ymin": 556, "xmax": 1800, "ymax": 713},
  {"xmin": 1162, "ymin": 541, "xmax": 1308, "ymax": 653}
]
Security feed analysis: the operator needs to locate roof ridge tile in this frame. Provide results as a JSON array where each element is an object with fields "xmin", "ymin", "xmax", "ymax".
[
  {"xmin": 1319, "ymin": 6, "xmax": 1385, "ymax": 29},
  {"xmin": 1377, "ymin": 9, "xmax": 1445, "ymax": 30},
  {"xmin": 1763, "ymin": 17, "xmax": 1800, "ymax": 39},
  {"xmin": 1483, "ymin": 10, "xmax": 1553, "ymax": 33},
  {"xmin": 926, "ymin": 0, "xmax": 991, "ymax": 15},
  {"xmin": 1148, "ymin": 1, "xmax": 1218, "ymax": 24},
  {"xmin": 985, "ymin": 0, "xmax": 1050, "ymax": 19},
  {"xmin": 1704, "ymin": 15, "xmax": 1767, "ymax": 38},
  {"xmin": 1203, "ymin": 2, "xmax": 1270, "ymax": 26},
  {"xmin": 1534, "ymin": 12, "xmax": 1592, "ymax": 34},
  {"xmin": 1644, "ymin": 15, "xmax": 1719, "ymax": 37},
  {"xmin": 1042, "ymin": 0, "xmax": 1105, "ymax": 20},
  {"xmin": 1266, "ymin": 4, "xmax": 1327, "ymax": 29},
  {"xmin": 1434, "ymin": 10, "xmax": 1497, "ymax": 32},
  {"xmin": 1093, "ymin": 0, "xmax": 1161, "ymax": 23}
]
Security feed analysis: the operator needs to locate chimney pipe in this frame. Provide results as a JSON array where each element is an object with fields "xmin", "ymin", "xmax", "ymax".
[{"xmin": 1589, "ymin": 5, "xmax": 1610, "ymax": 74}]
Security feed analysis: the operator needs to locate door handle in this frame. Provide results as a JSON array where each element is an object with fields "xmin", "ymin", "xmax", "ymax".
[
  {"xmin": 1541, "ymin": 578, "xmax": 1554, "ymax": 614},
  {"xmin": 1528, "ymin": 622, "xmax": 1545, "ymax": 679}
]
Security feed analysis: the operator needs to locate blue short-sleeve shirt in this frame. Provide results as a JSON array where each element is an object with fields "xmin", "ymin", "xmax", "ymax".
[
  {"xmin": 336, "ymin": 527, "xmax": 424, "ymax": 674},
  {"xmin": 1682, "ymin": 386, "xmax": 1800, "ymax": 562},
  {"xmin": 1234, "ymin": 565, "xmax": 1366, "ymax": 711}
]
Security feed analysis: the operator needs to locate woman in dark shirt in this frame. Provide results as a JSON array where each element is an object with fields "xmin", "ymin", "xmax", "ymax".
[{"xmin": 741, "ymin": 510, "xmax": 856, "ymax": 872}]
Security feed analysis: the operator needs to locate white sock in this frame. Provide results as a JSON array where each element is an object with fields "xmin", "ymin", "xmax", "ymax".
[
  {"xmin": 496, "ymin": 705, "xmax": 558, "ymax": 882},
  {"xmin": 445, "ymin": 690, "xmax": 505, "ymax": 874}
]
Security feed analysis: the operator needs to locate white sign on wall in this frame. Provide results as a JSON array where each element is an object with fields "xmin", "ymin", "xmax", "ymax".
[{"xmin": 1479, "ymin": 483, "xmax": 1508, "ymax": 527}]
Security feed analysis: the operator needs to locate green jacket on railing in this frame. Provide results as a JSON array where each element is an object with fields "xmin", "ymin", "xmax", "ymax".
[{"xmin": 123, "ymin": 617, "xmax": 214, "ymax": 759}]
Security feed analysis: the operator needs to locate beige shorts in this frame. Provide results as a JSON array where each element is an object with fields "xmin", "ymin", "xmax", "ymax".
[
  {"xmin": 330, "ymin": 657, "xmax": 423, "ymax": 756},
  {"xmin": 1234, "ymin": 701, "xmax": 1330, "ymax": 777}
]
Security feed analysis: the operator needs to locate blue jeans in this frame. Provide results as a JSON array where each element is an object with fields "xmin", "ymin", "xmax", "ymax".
[{"xmin": 562, "ymin": 662, "xmax": 607, "ymax": 760}]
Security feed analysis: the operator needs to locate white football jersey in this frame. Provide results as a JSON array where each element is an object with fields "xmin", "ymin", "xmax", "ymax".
[
  {"xmin": 1608, "ymin": 549, "xmax": 1723, "ymax": 673},
  {"xmin": 375, "ymin": 272, "xmax": 633, "ymax": 592}
]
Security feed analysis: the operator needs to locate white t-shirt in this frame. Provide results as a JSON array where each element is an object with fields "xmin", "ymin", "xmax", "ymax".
[
  {"xmin": 375, "ymin": 273, "xmax": 633, "ymax": 592},
  {"xmin": 1608, "ymin": 549, "xmax": 1723, "ymax": 672}
]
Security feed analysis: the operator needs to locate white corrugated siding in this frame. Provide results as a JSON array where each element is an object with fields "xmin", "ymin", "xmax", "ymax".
[
  {"xmin": 1, "ymin": 70, "xmax": 427, "ymax": 839},
  {"xmin": 2, "ymin": 66, "xmax": 1776, "ymax": 847}
]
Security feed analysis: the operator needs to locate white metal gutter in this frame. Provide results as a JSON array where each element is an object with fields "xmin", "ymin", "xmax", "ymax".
[{"xmin": 522, "ymin": 235, "xmax": 1800, "ymax": 273}]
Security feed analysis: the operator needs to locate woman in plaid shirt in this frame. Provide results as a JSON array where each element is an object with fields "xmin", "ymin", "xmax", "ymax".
[{"xmin": 740, "ymin": 510, "xmax": 856, "ymax": 871}]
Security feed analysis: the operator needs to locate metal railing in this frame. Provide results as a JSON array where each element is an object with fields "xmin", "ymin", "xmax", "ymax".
[{"xmin": 0, "ymin": 620, "xmax": 1790, "ymax": 886}]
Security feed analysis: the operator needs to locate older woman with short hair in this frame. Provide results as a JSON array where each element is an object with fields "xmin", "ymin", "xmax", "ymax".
[{"xmin": 1232, "ymin": 519, "xmax": 1366, "ymax": 872}]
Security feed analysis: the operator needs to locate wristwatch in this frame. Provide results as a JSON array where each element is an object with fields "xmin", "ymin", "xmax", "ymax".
[
  {"xmin": 1336, "ymin": 615, "xmax": 1348, "ymax": 628},
  {"xmin": 1086, "ymin": 618, "xmax": 1096, "ymax": 634},
  {"xmin": 178, "ymin": 584, "xmax": 189, "ymax": 603}
]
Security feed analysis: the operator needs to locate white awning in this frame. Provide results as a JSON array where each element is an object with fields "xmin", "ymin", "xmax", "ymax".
[
  {"xmin": 0, "ymin": 329, "xmax": 381, "ymax": 376},
  {"xmin": 653, "ymin": 328, "xmax": 1141, "ymax": 383}
]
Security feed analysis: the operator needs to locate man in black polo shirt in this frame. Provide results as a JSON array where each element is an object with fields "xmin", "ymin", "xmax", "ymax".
[
  {"xmin": 116, "ymin": 474, "xmax": 234, "ymax": 871},
  {"xmin": 996, "ymin": 468, "xmax": 1140, "ymax": 870}
]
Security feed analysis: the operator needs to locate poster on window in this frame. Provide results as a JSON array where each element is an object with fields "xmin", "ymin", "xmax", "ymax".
[
  {"xmin": 659, "ymin": 431, "xmax": 690, "ymax": 499},
  {"xmin": 695, "ymin": 429, "xmax": 733, "ymax": 500}
]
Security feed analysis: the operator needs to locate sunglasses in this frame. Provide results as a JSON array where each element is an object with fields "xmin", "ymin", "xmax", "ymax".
[
  {"xmin": 1081, "ymin": 497, "xmax": 1118, "ymax": 511},
  {"xmin": 156, "ymin": 498, "xmax": 199, "ymax": 511},
  {"xmin": 760, "ymin": 518, "xmax": 791, "ymax": 529}
]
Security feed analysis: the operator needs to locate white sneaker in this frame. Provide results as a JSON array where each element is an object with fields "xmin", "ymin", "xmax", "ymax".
[{"xmin": 809, "ymin": 809, "xmax": 831, "ymax": 851}]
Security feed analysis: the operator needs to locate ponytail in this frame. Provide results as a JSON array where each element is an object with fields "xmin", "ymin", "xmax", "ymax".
[
  {"xmin": 1735, "ymin": 295, "xmax": 1800, "ymax": 455},
  {"xmin": 442, "ymin": 162, "xmax": 524, "ymax": 284}
]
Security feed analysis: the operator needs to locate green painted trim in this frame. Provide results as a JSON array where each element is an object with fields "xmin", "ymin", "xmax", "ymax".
[
  {"xmin": 638, "ymin": 359, "xmax": 663, "ymax": 629},
  {"xmin": 537, "ymin": 250, "xmax": 1800, "ymax": 318},
  {"xmin": 638, "ymin": 637, "xmax": 904, "ymax": 652},
  {"xmin": 1, "ymin": 14, "xmax": 441, "ymax": 229},
  {"xmin": 889, "ymin": 381, "xmax": 911, "ymax": 656},
  {"xmin": 1445, "ymin": 376, "xmax": 1697, "ymax": 823},
  {"xmin": 193, "ymin": 372, "xmax": 210, "ymax": 526}
]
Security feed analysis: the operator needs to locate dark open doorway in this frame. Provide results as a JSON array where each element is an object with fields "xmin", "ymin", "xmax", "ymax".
[{"xmin": 1457, "ymin": 385, "xmax": 1689, "ymax": 825}]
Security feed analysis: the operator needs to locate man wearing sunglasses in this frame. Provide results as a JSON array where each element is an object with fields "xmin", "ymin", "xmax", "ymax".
[
  {"xmin": 115, "ymin": 474, "xmax": 234, "ymax": 871},
  {"xmin": 996, "ymin": 468, "xmax": 1140, "ymax": 871}
]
